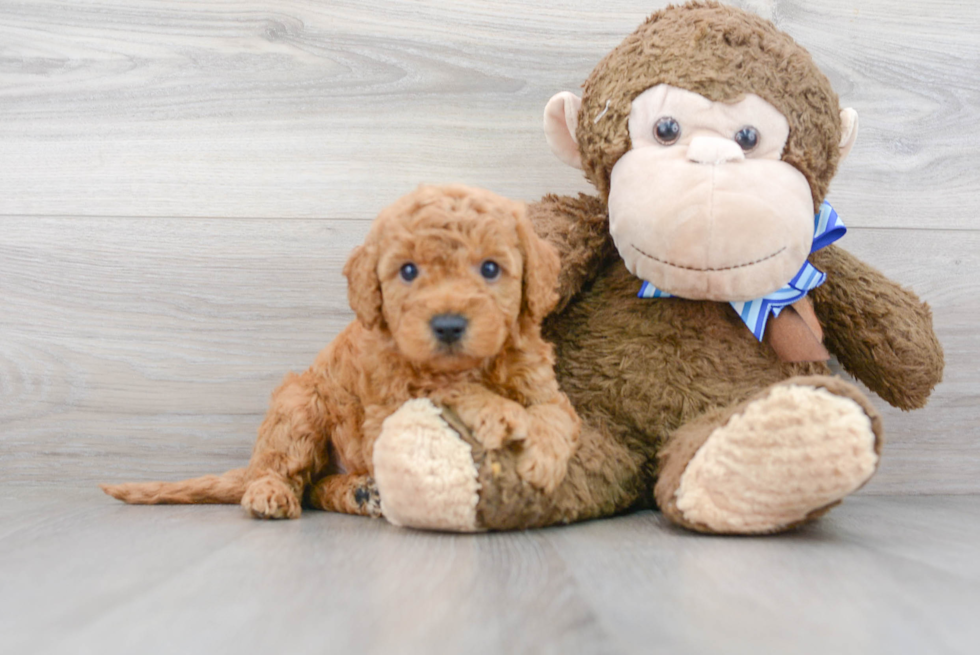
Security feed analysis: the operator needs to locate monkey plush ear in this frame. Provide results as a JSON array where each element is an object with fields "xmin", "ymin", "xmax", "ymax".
[
  {"xmin": 544, "ymin": 91, "xmax": 583, "ymax": 169},
  {"xmin": 839, "ymin": 108, "xmax": 859, "ymax": 161},
  {"xmin": 343, "ymin": 241, "xmax": 385, "ymax": 330}
]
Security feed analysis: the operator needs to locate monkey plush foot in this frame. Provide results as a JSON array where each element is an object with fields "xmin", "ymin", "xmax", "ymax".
[
  {"xmin": 373, "ymin": 399, "xmax": 484, "ymax": 532},
  {"xmin": 656, "ymin": 376, "xmax": 882, "ymax": 534}
]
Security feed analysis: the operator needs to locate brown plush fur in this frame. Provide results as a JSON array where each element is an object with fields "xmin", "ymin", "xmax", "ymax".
[
  {"xmin": 102, "ymin": 185, "xmax": 580, "ymax": 518},
  {"xmin": 579, "ymin": 0, "xmax": 842, "ymax": 209},
  {"xmin": 461, "ymin": 2, "xmax": 944, "ymax": 531}
]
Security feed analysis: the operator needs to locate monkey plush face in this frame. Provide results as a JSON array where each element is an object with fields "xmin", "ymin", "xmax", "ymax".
[
  {"xmin": 607, "ymin": 84, "xmax": 815, "ymax": 300},
  {"xmin": 542, "ymin": 1, "xmax": 859, "ymax": 301}
]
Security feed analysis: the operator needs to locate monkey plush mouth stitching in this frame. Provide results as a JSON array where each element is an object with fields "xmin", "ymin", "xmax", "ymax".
[{"xmin": 630, "ymin": 244, "xmax": 787, "ymax": 272}]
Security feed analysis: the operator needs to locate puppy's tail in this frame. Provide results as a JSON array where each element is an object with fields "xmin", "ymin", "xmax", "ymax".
[{"xmin": 100, "ymin": 468, "xmax": 247, "ymax": 505}]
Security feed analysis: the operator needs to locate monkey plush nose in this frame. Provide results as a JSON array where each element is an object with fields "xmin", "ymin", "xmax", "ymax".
[
  {"xmin": 687, "ymin": 136, "xmax": 745, "ymax": 165},
  {"xmin": 430, "ymin": 314, "xmax": 468, "ymax": 344}
]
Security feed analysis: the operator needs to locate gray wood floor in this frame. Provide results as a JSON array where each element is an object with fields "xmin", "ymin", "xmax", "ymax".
[
  {"xmin": 2, "ymin": 1, "xmax": 979, "ymax": 653},
  {"xmin": 2, "ymin": 490, "xmax": 979, "ymax": 655}
]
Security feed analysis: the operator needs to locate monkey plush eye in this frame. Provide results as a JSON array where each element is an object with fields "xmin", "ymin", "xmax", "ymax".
[
  {"xmin": 399, "ymin": 263, "xmax": 419, "ymax": 282},
  {"xmin": 734, "ymin": 126, "xmax": 759, "ymax": 151},
  {"xmin": 479, "ymin": 260, "xmax": 501, "ymax": 281},
  {"xmin": 654, "ymin": 117, "xmax": 682, "ymax": 145}
]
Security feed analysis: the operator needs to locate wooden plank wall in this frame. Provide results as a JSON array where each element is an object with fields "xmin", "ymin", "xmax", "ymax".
[{"xmin": 1, "ymin": 0, "xmax": 978, "ymax": 494}]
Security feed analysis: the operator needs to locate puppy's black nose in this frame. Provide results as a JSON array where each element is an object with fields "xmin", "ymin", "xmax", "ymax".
[{"xmin": 430, "ymin": 314, "xmax": 468, "ymax": 345}]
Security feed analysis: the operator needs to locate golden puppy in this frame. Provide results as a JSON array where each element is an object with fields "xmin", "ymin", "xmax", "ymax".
[{"xmin": 101, "ymin": 185, "xmax": 580, "ymax": 519}]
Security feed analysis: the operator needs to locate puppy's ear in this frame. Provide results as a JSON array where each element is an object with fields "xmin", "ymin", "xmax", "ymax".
[
  {"xmin": 343, "ymin": 240, "xmax": 385, "ymax": 330},
  {"xmin": 516, "ymin": 212, "xmax": 561, "ymax": 324}
]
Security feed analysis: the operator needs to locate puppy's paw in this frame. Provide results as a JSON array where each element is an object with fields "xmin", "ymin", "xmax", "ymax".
[
  {"xmin": 241, "ymin": 475, "xmax": 302, "ymax": 520},
  {"xmin": 353, "ymin": 478, "xmax": 382, "ymax": 518},
  {"xmin": 516, "ymin": 436, "xmax": 572, "ymax": 493},
  {"xmin": 474, "ymin": 399, "xmax": 529, "ymax": 450}
]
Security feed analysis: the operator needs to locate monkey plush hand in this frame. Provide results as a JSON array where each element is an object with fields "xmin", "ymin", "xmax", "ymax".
[{"xmin": 372, "ymin": 1, "xmax": 944, "ymax": 534}]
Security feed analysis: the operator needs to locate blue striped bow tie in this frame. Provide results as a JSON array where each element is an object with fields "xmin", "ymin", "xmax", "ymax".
[{"xmin": 638, "ymin": 201, "xmax": 846, "ymax": 341}]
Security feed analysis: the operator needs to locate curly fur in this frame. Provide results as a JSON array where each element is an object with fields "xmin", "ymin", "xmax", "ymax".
[{"xmin": 102, "ymin": 185, "xmax": 580, "ymax": 518}]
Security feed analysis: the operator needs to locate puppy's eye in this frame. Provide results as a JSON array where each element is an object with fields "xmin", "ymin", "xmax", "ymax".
[
  {"xmin": 654, "ymin": 117, "xmax": 681, "ymax": 145},
  {"xmin": 399, "ymin": 263, "xmax": 419, "ymax": 282},
  {"xmin": 734, "ymin": 126, "xmax": 759, "ymax": 151},
  {"xmin": 479, "ymin": 260, "xmax": 501, "ymax": 281}
]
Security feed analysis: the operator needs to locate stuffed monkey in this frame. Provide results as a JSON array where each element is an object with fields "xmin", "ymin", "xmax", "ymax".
[{"xmin": 372, "ymin": 1, "xmax": 944, "ymax": 534}]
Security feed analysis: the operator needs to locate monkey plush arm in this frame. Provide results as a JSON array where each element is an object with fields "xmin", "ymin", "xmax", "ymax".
[
  {"xmin": 808, "ymin": 245, "xmax": 944, "ymax": 410},
  {"xmin": 527, "ymin": 193, "xmax": 616, "ymax": 313}
]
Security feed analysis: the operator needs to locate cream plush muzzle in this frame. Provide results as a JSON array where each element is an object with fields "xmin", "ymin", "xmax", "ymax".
[{"xmin": 608, "ymin": 147, "xmax": 814, "ymax": 301}]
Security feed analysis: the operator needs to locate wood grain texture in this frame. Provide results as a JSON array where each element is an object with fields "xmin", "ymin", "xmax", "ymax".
[
  {"xmin": 0, "ymin": 0, "xmax": 978, "ymax": 494},
  {"xmin": 0, "ymin": 0, "xmax": 977, "ymax": 226},
  {"xmin": 1, "ymin": 490, "xmax": 978, "ymax": 655},
  {"xmin": 1, "ymin": 217, "xmax": 368, "ymax": 482},
  {"xmin": 545, "ymin": 496, "xmax": 980, "ymax": 655},
  {"xmin": 1, "ymin": 218, "xmax": 977, "ymax": 493}
]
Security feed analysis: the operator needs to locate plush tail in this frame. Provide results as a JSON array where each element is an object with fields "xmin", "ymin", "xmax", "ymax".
[{"xmin": 100, "ymin": 468, "xmax": 247, "ymax": 505}]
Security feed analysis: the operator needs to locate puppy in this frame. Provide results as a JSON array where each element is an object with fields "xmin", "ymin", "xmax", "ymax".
[{"xmin": 101, "ymin": 185, "xmax": 581, "ymax": 519}]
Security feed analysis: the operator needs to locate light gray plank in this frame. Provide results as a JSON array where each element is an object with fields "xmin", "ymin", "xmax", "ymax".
[
  {"xmin": 1, "ymin": 216, "xmax": 366, "ymax": 483},
  {"xmin": 1, "ymin": 217, "xmax": 977, "ymax": 492},
  {"xmin": 1, "ymin": 490, "xmax": 978, "ymax": 655},
  {"xmin": 0, "ymin": 0, "xmax": 977, "ymax": 228},
  {"xmin": 840, "ymin": 228, "xmax": 980, "ymax": 494},
  {"xmin": 822, "ymin": 495, "xmax": 980, "ymax": 583},
  {"xmin": 544, "ymin": 496, "xmax": 980, "ymax": 655},
  {"xmin": 0, "ymin": 486, "xmax": 612, "ymax": 655},
  {"xmin": 779, "ymin": 1, "xmax": 980, "ymax": 231}
]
